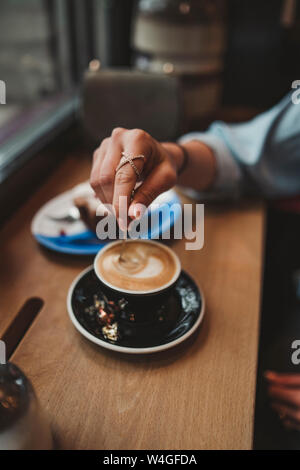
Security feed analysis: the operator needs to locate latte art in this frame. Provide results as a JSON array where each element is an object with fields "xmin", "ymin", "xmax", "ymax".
[
  {"xmin": 116, "ymin": 244, "xmax": 147, "ymax": 274},
  {"xmin": 96, "ymin": 241, "xmax": 178, "ymax": 292}
]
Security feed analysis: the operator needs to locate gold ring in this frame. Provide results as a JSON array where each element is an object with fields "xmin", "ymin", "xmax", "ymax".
[{"xmin": 115, "ymin": 152, "xmax": 145, "ymax": 179}]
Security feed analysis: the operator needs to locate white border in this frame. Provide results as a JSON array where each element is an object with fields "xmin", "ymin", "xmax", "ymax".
[{"xmin": 67, "ymin": 266, "xmax": 205, "ymax": 354}]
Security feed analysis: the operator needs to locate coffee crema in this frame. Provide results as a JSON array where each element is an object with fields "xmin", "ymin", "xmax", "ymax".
[{"xmin": 96, "ymin": 241, "xmax": 178, "ymax": 292}]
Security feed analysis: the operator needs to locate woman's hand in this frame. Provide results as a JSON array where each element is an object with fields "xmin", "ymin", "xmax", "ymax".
[
  {"xmin": 90, "ymin": 128, "xmax": 182, "ymax": 230},
  {"xmin": 265, "ymin": 371, "xmax": 300, "ymax": 430}
]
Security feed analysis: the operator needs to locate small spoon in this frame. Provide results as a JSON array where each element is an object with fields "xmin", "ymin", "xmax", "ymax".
[
  {"xmin": 119, "ymin": 239, "xmax": 129, "ymax": 264},
  {"xmin": 47, "ymin": 206, "xmax": 81, "ymax": 223},
  {"xmin": 118, "ymin": 190, "xmax": 136, "ymax": 265}
]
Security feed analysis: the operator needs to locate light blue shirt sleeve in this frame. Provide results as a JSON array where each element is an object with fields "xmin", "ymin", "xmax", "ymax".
[{"xmin": 179, "ymin": 92, "xmax": 300, "ymax": 199}]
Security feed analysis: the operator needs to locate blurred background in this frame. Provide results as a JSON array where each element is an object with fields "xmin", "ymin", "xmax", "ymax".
[{"xmin": 0, "ymin": 0, "xmax": 300, "ymax": 219}]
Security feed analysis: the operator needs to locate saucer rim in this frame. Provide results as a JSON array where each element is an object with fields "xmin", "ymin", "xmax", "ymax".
[{"xmin": 67, "ymin": 265, "xmax": 205, "ymax": 354}]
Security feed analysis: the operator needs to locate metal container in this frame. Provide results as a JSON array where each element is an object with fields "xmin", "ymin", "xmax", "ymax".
[
  {"xmin": 133, "ymin": 0, "xmax": 226, "ymax": 74},
  {"xmin": 133, "ymin": 0, "xmax": 226, "ymax": 125}
]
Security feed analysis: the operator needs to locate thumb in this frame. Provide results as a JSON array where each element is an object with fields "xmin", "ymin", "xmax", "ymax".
[{"xmin": 128, "ymin": 162, "xmax": 176, "ymax": 219}]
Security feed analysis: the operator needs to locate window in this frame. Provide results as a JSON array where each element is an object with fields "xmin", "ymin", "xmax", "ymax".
[{"xmin": 0, "ymin": 0, "xmax": 93, "ymax": 181}]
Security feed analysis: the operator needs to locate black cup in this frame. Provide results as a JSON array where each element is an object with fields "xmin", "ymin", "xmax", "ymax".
[{"xmin": 94, "ymin": 240, "xmax": 181, "ymax": 322}]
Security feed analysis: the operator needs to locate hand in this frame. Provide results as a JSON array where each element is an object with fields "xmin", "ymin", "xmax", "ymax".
[
  {"xmin": 265, "ymin": 371, "xmax": 300, "ymax": 430},
  {"xmin": 90, "ymin": 128, "xmax": 180, "ymax": 230}
]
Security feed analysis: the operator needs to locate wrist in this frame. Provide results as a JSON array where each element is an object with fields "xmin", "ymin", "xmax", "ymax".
[
  {"xmin": 180, "ymin": 140, "xmax": 217, "ymax": 190},
  {"xmin": 161, "ymin": 142, "xmax": 185, "ymax": 174}
]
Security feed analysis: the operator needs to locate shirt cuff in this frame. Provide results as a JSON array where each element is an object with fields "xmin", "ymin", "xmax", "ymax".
[{"xmin": 178, "ymin": 131, "xmax": 243, "ymax": 199}]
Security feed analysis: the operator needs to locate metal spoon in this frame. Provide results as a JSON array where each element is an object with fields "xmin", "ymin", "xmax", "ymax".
[
  {"xmin": 118, "ymin": 190, "xmax": 136, "ymax": 265},
  {"xmin": 47, "ymin": 206, "xmax": 81, "ymax": 223}
]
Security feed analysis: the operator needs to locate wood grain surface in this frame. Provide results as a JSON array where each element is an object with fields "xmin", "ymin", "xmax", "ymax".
[{"xmin": 0, "ymin": 151, "xmax": 265, "ymax": 449}]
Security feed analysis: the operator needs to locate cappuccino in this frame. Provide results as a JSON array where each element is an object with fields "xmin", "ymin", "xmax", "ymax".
[{"xmin": 95, "ymin": 240, "xmax": 180, "ymax": 293}]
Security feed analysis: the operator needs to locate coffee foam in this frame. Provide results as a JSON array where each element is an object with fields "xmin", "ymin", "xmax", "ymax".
[{"xmin": 96, "ymin": 241, "xmax": 178, "ymax": 292}]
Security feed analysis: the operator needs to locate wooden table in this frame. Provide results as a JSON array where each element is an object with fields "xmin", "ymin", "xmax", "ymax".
[{"xmin": 0, "ymin": 151, "xmax": 265, "ymax": 450}]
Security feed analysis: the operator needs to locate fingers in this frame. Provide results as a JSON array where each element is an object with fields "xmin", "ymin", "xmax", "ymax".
[
  {"xmin": 267, "ymin": 384, "xmax": 300, "ymax": 407},
  {"xmin": 128, "ymin": 161, "xmax": 176, "ymax": 219},
  {"xmin": 100, "ymin": 136, "xmax": 123, "ymax": 204},
  {"xmin": 90, "ymin": 138, "xmax": 109, "ymax": 203},
  {"xmin": 267, "ymin": 383, "xmax": 300, "ymax": 428},
  {"xmin": 113, "ymin": 167, "xmax": 137, "ymax": 231},
  {"xmin": 99, "ymin": 127, "xmax": 137, "ymax": 205},
  {"xmin": 112, "ymin": 130, "xmax": 153, "ymax": 229},
  {"xmin": 271, "ymin": 402, "xmax": 300, "ymax": 424},
  {"xmin": 265, "ymin": 371, "xmax": 300, "ymax": 431},
  {"xmin": 283, "ymin": 419, "xmax": 300, "ymax": 431},
  {"xmin": 265, "ymin": 371, "xmax": 300, "ymax": 387},
  {"xmin": 90, "ymin": 128, "xmax": 127, "ymax": 205},
  {"xmin": 91, "ymin": 128, "xmax": 155, "ymax": 229}
]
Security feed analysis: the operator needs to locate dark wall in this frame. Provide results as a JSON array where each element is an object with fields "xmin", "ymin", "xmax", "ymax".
[{"xmin": 223, "ymin": 0, "xmax": 300, "ymax": 108}]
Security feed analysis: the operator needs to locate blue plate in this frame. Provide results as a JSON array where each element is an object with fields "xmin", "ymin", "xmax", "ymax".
[{"xmin": 32, "ymin": 188, "xmax": 182, "ymax": 255}]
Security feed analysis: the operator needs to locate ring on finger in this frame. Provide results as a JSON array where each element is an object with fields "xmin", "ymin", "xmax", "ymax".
[{"xmin": 115, "ymin": 152, "xmax": 145, "ymax": 179}]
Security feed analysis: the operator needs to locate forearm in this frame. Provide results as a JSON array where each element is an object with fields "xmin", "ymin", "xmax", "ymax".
[{"xmin": 162, "ymin": 140, "xmax": 217, "ymax": 192}]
